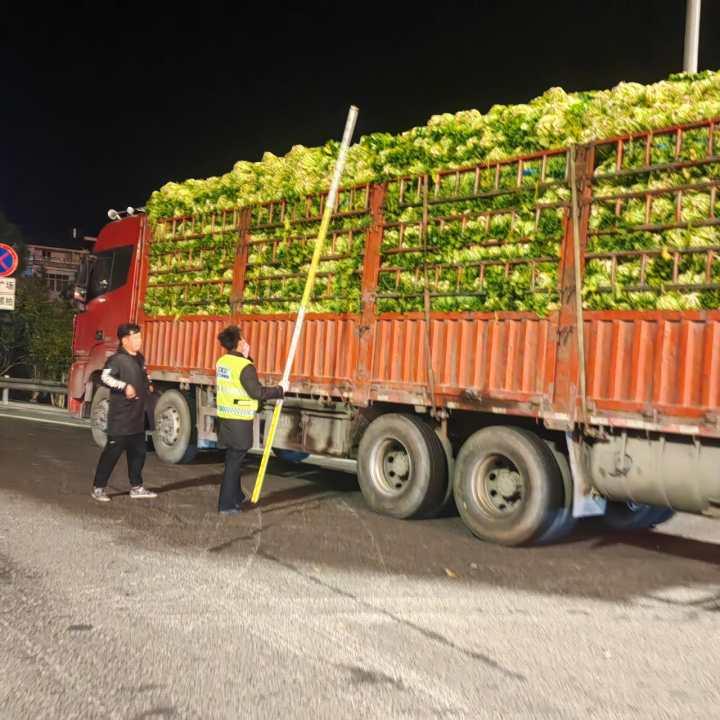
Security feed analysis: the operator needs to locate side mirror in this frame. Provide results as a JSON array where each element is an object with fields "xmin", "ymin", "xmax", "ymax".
[{"xmin": 72, "ymin": 286, "xmax": 87, "ymax": 310}]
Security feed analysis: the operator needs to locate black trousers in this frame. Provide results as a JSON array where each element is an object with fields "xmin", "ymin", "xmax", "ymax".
[
  {"xmin": 94, "ymin": 433, "xmax": 146, "ymax": 488},
  {"xmin": 219, "ymin": 445, "xmax": 249, "ymax": 511},
  {"xmin": 218, "ymin": 419, "xmax": 252, "ymax": 511}
]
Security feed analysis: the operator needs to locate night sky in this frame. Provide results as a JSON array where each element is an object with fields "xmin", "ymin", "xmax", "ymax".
[{"xmin": 2, "ymin": 1, "xmax": 719, "ymax": 248}]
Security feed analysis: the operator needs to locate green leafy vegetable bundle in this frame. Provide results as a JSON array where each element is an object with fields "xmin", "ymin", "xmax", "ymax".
[{"xmin": 143, "ymin": 70, "xmax": 720, "ymax": 317}]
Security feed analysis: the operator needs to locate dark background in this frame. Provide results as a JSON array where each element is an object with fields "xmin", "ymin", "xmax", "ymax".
[{"xmin": 2, "ymin": 0, "xmax": 718, "ymax": 247}]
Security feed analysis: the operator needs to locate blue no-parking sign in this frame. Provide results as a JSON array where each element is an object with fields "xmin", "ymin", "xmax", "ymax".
[{"xmin": 0, "ymin": 243, "xmax": 19, "ymax": 278}]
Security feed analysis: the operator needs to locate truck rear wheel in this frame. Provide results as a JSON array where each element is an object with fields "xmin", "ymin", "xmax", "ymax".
[
  {"xmin": 357, "ymin": 413, "xmax": 448, "ymax": 519},
  {"xmin": 90, "ymin": 386, "xmax": 109, "ymax": 449},
  {"xmin": 153, "ymin": 389, "xmax": 198, "ymax": 464},
  {"xmin": 601, "ymin": 501, "xmax": 675, "ymax": 531},
  {"xmin": 453, "ymin": 426, "xmax": 563, "ymax": 546}
]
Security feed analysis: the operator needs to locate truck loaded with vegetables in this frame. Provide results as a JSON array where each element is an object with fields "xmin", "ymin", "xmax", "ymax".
[{"xmin": 69, "ymin": 71, "xmax": 720, "ymax": 545}]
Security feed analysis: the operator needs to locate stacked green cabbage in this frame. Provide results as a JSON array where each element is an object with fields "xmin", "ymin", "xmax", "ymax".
[{"xmin": 144, "ymin": 70, "xmax": 720, "ymax": 317}]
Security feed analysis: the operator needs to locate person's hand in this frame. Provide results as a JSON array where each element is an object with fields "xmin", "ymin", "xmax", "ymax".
[
  {"xmin": 279, "ymin": 379, "xmax": 289, "ymax": 393},
  {"xmin": 125, "ymin": 384, "xmax": 137, "ymax": 399}
]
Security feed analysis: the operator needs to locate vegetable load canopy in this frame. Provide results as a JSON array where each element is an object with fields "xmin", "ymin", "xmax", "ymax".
[{"xmin": 144, "ymin": 70, "xmax": 720, "ymax": 317}]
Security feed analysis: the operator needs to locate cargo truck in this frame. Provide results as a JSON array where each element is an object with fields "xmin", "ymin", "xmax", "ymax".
[{"xmin": 68, "ymin": 116, "xmax": 720, "ymax": 545}]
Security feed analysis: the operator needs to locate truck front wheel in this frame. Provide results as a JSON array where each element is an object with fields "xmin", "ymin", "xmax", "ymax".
[
  {"xmin": 453, "ymin": 426, "xmax": 563, "ymax": 546},
  {"xmin": 90, "ymin": 386, "xmax": 109, "ymax": 449},
  {"xmin": 357, "ymin": 413, "xmax": 448, "ymax": 519},
  {"xmin": 153, "ymin": 389, "xmax": 198, "ymax": 464}
]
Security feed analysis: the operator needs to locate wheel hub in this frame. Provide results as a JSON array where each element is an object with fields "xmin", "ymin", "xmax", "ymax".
[
  {"xmin": 384, "ymin": 451, "xmax": 410, "ymax": 479},
  {"xmin": 495, "ymin": 468, "xmax": 521, "ymax": 497},
  {"xmin": 371, "ymin": 438, "xmax": 412, "ymax": 496},
  {"xmin": 158, "ymin": 407, "xmax": 180, "ymax": 445},
  {"xmin": 475, "ymin": 456, "xmax": 524, "ymax": 515}
]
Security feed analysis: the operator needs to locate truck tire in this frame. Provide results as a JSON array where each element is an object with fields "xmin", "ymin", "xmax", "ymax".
[
  {"xmin": 535, "ymin": 438, "xmax": 577, "ymax": 545},
  {"xmin": 90, "ymin": 386, "xmax": 110, "ymax": 449},
  {"xmin": 601, "ymin": 501, "xmax": 675, "ymax": 531},
  {"xmin": 433, "ymin": 428, "xmax": 458, "ymax": 517},
  {"xmin": 648, "ymin": 507, "xmax": 675, "ymax": 527},
  {"xmin": 357, "ymin": 413, "xmax": 448, "ymax": 519},
  {"xmin": 153, "ymin": 389, "xmax": 198, "ymax": 464},
  {"xmin": 453, "ymin": 426, "xmax": 563, "ymax": 546}
]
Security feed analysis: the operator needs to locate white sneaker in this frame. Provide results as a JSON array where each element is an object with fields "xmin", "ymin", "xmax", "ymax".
[
  {"xmin": 129, "ymin": 486, "xmax": 157, "ymax": 499},
  {"xmin": 91, "ymin": 487, "xmax": 111, "ymax": 503}
]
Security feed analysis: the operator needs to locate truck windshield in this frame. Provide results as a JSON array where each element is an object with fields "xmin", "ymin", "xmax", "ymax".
[{"xmin": 87, "ymin": 245, "xmax": 133, "ymax": 301}]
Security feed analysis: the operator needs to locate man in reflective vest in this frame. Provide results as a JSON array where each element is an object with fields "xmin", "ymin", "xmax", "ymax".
[{"xmin": 216, "ymin": 325, "xmax": 287, "ymax": 515}]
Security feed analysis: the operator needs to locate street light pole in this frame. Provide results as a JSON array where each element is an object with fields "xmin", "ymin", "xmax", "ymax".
[{"xmin": 683, "ymin": 0, "xmax": 701, "ymax": 74}]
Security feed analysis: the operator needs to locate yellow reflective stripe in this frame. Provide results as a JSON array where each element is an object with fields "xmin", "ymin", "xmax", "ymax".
[
  {"xmin": 217, "ymin": 404, "xmax": 255, "ymax": 419},
  {"xmin": 216, "ymin": 383, "xmax": 249, "ymax": 397}
]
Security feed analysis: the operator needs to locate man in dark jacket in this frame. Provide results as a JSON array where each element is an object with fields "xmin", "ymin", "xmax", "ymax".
[
  {"xmin": 215, "ymin": 325, "xmax": 287, "ymax": 515},
  {"xmin": 91, "ymin": 323, "xmax": 157, "ymax": 502}
]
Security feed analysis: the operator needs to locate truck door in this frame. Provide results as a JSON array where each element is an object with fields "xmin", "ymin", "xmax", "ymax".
[{"xmin": 74, "ymin": 244, "xmax": 135, "ymax": 355}]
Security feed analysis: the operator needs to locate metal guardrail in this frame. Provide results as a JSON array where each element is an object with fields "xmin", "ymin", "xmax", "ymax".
[{"xmin": 0, "ymin": 377, "xmax": 67, "ymax": 405}]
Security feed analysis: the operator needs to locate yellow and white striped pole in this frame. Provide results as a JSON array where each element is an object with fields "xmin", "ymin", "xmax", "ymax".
[{"xmin": 251, "ymin": 105, "xmax": 359, "ymax": 503}]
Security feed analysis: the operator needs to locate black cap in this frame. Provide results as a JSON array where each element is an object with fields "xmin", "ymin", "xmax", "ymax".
[{"xmin": 117, "ymin": 323, "xmax": 141, "ymax": 340}]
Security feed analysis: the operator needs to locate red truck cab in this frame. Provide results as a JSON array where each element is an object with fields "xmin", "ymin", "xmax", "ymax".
[{"xmin": 68, "ymin": 214, "xmax": 146, "ymax": 419}]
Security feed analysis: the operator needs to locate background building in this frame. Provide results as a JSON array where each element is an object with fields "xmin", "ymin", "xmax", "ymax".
[{"xmin": 23, "ymin": 243, "xmax": 91, "ymax": 299}]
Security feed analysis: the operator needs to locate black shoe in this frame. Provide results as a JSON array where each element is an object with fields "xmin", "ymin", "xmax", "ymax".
[{"xmin": 219, "ymin": 508, "xmax": 242, "ymax": 516}]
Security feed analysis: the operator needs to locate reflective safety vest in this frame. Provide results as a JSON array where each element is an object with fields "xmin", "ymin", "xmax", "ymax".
[{"xmin": 215, "ymin": 354, "xmax": 259, "ymax": 421}]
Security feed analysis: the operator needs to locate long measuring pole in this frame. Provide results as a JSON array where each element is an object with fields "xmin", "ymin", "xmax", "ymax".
[
  {"xmin": 684, "ymin": 0, "xmax": 701, "ymax": 74},
  {"xmin": 251, "ymin": 105, "xmax": 359, "ymax": 504}
]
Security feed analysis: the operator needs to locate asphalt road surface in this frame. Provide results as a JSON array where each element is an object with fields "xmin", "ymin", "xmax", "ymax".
[{"xmin": 1, "ymin": 412, "xmax": 719, "ymax": 719}]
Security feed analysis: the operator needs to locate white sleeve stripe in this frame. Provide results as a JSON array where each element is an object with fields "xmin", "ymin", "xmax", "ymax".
[{"xmin": 101, "ymin": 368, "xmax": 127, "ymax": 391}]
